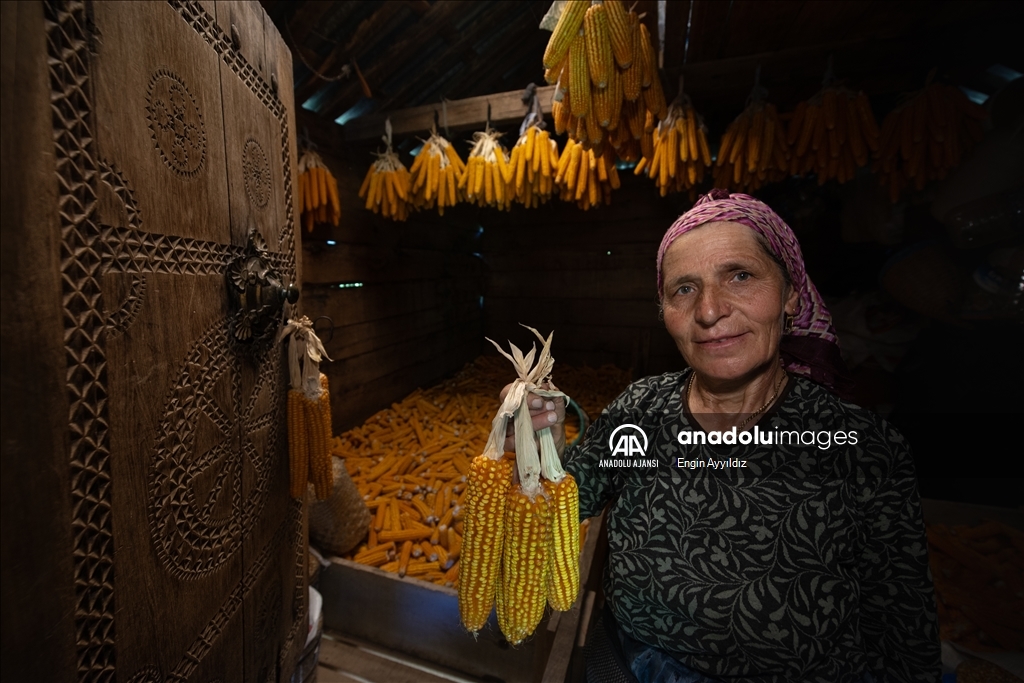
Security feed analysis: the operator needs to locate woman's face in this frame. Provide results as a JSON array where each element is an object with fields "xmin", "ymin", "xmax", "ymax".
[{"xmin": 661, "ymin": 221, "xmax": 798, "ymax": 387}]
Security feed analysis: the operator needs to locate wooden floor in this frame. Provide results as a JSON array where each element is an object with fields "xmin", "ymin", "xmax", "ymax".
[{"xmin": 314, "ymin": 630, "xmax": 488, "ymax": 683}]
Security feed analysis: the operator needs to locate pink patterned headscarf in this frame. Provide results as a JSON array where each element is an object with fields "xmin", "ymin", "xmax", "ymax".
[{"xmin": 657, "ymin": 189, "xmax": 852, "ymax": 396}]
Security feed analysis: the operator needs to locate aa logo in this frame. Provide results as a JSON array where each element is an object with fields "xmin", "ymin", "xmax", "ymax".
[{"xmin": 608, "ymin": 424, "xmax": 648, "ymax": 457}]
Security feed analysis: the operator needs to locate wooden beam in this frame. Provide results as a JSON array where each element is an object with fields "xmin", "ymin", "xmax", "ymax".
[
  {"xmin": 315, "ymin": 0, "xmax": 467, "ymax": 120},
  {"xmin": 342, "ymin": 85, "xmax": 555, "ymax": 142}
]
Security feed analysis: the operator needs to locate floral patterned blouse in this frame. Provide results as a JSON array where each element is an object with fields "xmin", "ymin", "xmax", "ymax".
[{"xmin": 563, "ymin": 369, "xmax": 941, "ymax": 683}]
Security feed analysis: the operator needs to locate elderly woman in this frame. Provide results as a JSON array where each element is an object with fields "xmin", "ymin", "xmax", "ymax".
[{"xmin": 509, "ymin": 191, "xmax": 940, "ymax": 683}]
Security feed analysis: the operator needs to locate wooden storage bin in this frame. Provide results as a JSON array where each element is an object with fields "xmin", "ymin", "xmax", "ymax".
[{"xmin": 319, "ymin": 514, "xmax": 605, "ymax": 683}]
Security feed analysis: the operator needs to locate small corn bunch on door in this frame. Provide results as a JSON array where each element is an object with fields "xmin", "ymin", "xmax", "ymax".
[
  {"xmin": 409, "ymin": 128, "xmax": 466, "ymax": 215},
  {"xmin": 545, "ymin": 0, "xmax": 665, "ymax": 161},
  {"xmin": 458, "ymin": 326, "xmax": 580, "ymax": 644},
  {"xmin": 713, "ymin": 76, "xmax": 792, "ymax": 193},
  {"xmin": 462, "ymin": 128, "xmax": 514, "ymax": 211},
  {"xmin": 635, "ymin": 91, "xmax": 713, "ymax": 200},
  {"xmin": 298, "ymin": 150, "xmax": 341, "ymax": 231},
  {"xmin": 871, "ymin": 73, "xmax": 986, "ymax": 202},
  {"xmin": 555, "ymin": 138, "xmax": 620, "ymax": 210},
  {"xmin": 280, "ymin": 317, "xmax": 335, "ymax": 500}
]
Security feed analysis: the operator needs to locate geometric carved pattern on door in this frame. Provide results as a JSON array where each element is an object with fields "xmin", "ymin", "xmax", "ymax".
[
  {"xmin": 47, "ymin": 0, "xmax": 301, "ymax": 679},
  {"xmin": 149, "ymin": 320, "xmax": 280, "ymax": 580}
]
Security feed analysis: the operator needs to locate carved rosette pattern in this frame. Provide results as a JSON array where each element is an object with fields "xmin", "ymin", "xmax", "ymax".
[
  {"xmin": 243, "ymin": 138, "xmax": 271, "ymax": 209},
  {"xmin": 146, "ymin": 68, "xmax": 207, "ymax": 178},
  {"xmin": 45, "ymin": 2, "xmax": 118, "ymax": 680},
  {"xmin": 170, "ymin": 0, "xmax": 297, "ymax": 272}
]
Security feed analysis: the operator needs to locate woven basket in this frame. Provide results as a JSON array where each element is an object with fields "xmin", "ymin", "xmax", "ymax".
[{"xmin": 309, "ymin": 457, "xmax": 371, "ymax": 556}]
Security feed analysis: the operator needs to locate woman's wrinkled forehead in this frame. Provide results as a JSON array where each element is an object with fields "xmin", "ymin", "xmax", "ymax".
[{"xmin": 656, "ymin": 193, "xmax": 793, "ymax": 293}]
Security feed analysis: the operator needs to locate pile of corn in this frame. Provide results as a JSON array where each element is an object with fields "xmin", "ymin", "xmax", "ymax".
[
  {"xmin": 298, "ymin": 150, "xmax": 341, "ymax": 231},
  {"xmin": 545, "ymin": 0, "xmax": 666, "ymax": 158},
  {"xmin": 556, "ymin": 138, "xmax": 621, "ymax": 210},
  {"xmin": 714, "ymin": 93, "xmax": 791, "ymax": 192},
  {"xmin": 409, "ymin": 130, "xmax": 466, "ymax": 215},
  {"xmin": 508, "ymin": 124, "xmax": 561, "ymax": 208},
  {"xmin": 358, "ymin": 147, "xmax": 412, "ymax": 221},
  {"xmin": 462, "ymin": 129, "xmax": 513, "ymax": 210},
  {"xmin": 873, "ymin": 80, "xmax": 987, "ymax": 202},
  {"xmin": 786, "ymin": 85, "xmax": 880, "ymax": 186},
  {"xmin": 636, "ymin": 97, "xmax": 713, "ymax": 196},
  {"xmin": 332, "ymin": 356, "xmax": 630, "ymax": 590}
]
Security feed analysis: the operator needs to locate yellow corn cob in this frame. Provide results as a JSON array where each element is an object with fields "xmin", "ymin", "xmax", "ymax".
[
  {"xmin": 568, "ymin": 31, "xmax": 590, "ymax": 118},
  {"xmin": 288, "ymin": 390, "xmax": 308, "ymax": 499},
  {"xmin": 305, "ymin": 392, "xmax": 331, "ymax": 500},
  {"xmin": 458, "ymin": 455, "xmax": 513, "ymax": 633},
  {"xmin": 638, "ymin": 23, "xmax": 654, "ymax": 89},
  {"xmin": 544, "ymin": 476, "xmax": 580, "ymax": 611},
  {"xmin": 584, "ymin": 4, "xmax": 612, "ymax": 89},
  {"xmin": 543, "ymin": 0, "xmax": 589, "ymax": 69},
  {"xmin": 622, "ymin": 13, "xmax": 642, "ymax": 101},
  {"xmin": 496, "ymin": 486, "xmax": 550, "ymax": 645},
  {"xmin": 604, "ymin": 0, "xmax": 633, "ymax": 68}
]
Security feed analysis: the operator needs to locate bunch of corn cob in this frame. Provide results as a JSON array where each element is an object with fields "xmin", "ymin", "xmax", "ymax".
[
  {"xmin": 508, "ymin": 124, "xmax": 561, "ymax": 208},
  {"xmin": 636, "ymin": 95, "xmax": 712, "ymax": 196},
  {"xmin": 280, "ymin": 317, "xmax": 334, "ymax": 500},
  {"xmin": 410, "ymin": 129, "xmax": 466, "ymax": 215},
  {"xmin": 714, "ymin": 88, "xmax": 791, "ymax": 192},
  {"xmin": 358, "ymin": 147, "xmax": 413, "ymax": 221},
  {"xmin": 545, "ymin": 0, "xmax": 666, "ymax": 157},
  {"xmin": 786, "ymin": 86, "xmax": 880, "ymax": 185},
  {"xmin": 461, "ymin": 129, "xmax": 514, "ymax": 210},
  {"xmin": 872, "ymin": 80, "xmax": 987, "ymax": 202},
  {"xmin": 333, "ymin": 355, "xmax": 623, "ymax": 588},
  {"xmin": 556, "ymin": 138, "xmax": 621, "ymax": 210},
  {"xmin": 298, "ymin": 150, "xmax": 341, "ymax": 231},
  {"xmin": 459, "ymin": 327, "xmax": 580, "ymax": 644}
]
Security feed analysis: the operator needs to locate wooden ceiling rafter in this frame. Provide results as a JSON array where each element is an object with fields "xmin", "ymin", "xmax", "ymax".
[
  {"xmin": 294, "ymin": 1, "xmax": 410, "ymax": 105},
  {"xmin": 324, "ymin": 0, "xmax": 527, "ymax": 122},
  {"xmin": 314, "ymin": 0, "xmax": 468, "ymax": 121}
]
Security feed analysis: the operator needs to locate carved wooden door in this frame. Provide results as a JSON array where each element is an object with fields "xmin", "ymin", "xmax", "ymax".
[{"xmin": 1, "ymin": 2, "xmax": 305, "ymax": 682}]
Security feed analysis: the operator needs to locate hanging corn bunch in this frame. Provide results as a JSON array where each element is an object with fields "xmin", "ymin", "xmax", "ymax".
[
  {"xmin": 785, "ymin": 61, "xmax": 881, "ymax": 186},
  {"xmin": 714, "ymin": 76, "xmax": 791, "ymax": 192},
  {"xmin": 458, "ymin": 326, "xmax": 579, "ymax": 643},
  {"xmin": 555, "ymin": 138, "xmax": 621, "ymax": 211},
  {"xmin": 462, "ymin": 128, "xmax": 514, "ymax": 210},
  {"xmin": 508, "ymin": 121, "xmax": 561, "ymax": 208},
  {"xmin": 545, "ymin": 0, "xmax": 665, "ymax": 159},
  {"xmin": 872, "ymin": 77, "xmax": 987, "ymax": 202},
  {"xmin": 358, "ymin": 147, "xmax": 412, "ymax": 221},
  {"xmin": 298, "ymin": 150, "xmax": 341, "ymax": 231},
  {"xmin": 635, "ymin": 93, "xmax": 713, "ymax": 196},
  {"xmin": 410, "ymin": 128, "xmax": 466, "ymax": 215},
  {"xmin": 280, "ymin": 317, "xmax": 334, "ymax": 500}
]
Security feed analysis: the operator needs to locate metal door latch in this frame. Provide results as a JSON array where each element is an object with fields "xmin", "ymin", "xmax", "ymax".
[{"xmin": 227, "ymin": 227, "xmax": 299, "ymax": 344}]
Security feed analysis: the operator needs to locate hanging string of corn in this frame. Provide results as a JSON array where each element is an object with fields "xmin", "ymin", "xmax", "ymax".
[
  {"xmin": 508, "ymin": 120, "xmax": 561, "ymax": 208},
  {"xmin": 545, "ymin": 0, "xmax": 666, "ymax": 159},
  {"xmin": 714, "ymin": 74, "xmax": 791, "ymax": 192},
  {"xmin": 298, "ymin": 150, "xmax": 341, "ymax": 231},
  {"xmin": 785, "ymin": 61, "xmax": 881, "ymax": 186},
  {"xmin": 872, "ymin": 73, "xmax": 987, "ymax": 202},
  {"xmin": 358, "ymin": 147, "xmax": 412, "ymax": 221},
  {"xmin": 462, "ymin": 128, "xmax": 514, "ymax": 211},
  {"xmin": 280, "ymin": 317, "xmax": 334, "ymax": 500},
  {"xmin": 555, "ymin": 138, "xmax": 620, "ymax": 211},
  {"xmin": 636, "ymin": 91, "xmax": 713, "ymax": 197},
  {"xmin": 410, "ymin": 128, "xmax": 466, "ymax": 215}
]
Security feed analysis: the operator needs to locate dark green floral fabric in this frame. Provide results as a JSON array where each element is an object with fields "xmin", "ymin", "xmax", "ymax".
[{"xmin": 563, "ymin": 370, "xmax": 941, "ymax": 683}]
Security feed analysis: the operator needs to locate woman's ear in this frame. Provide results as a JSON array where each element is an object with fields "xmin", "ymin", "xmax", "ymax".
[{"xmin": 784, "ymin": 284, "xmax": 799, "ymax": 316}]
